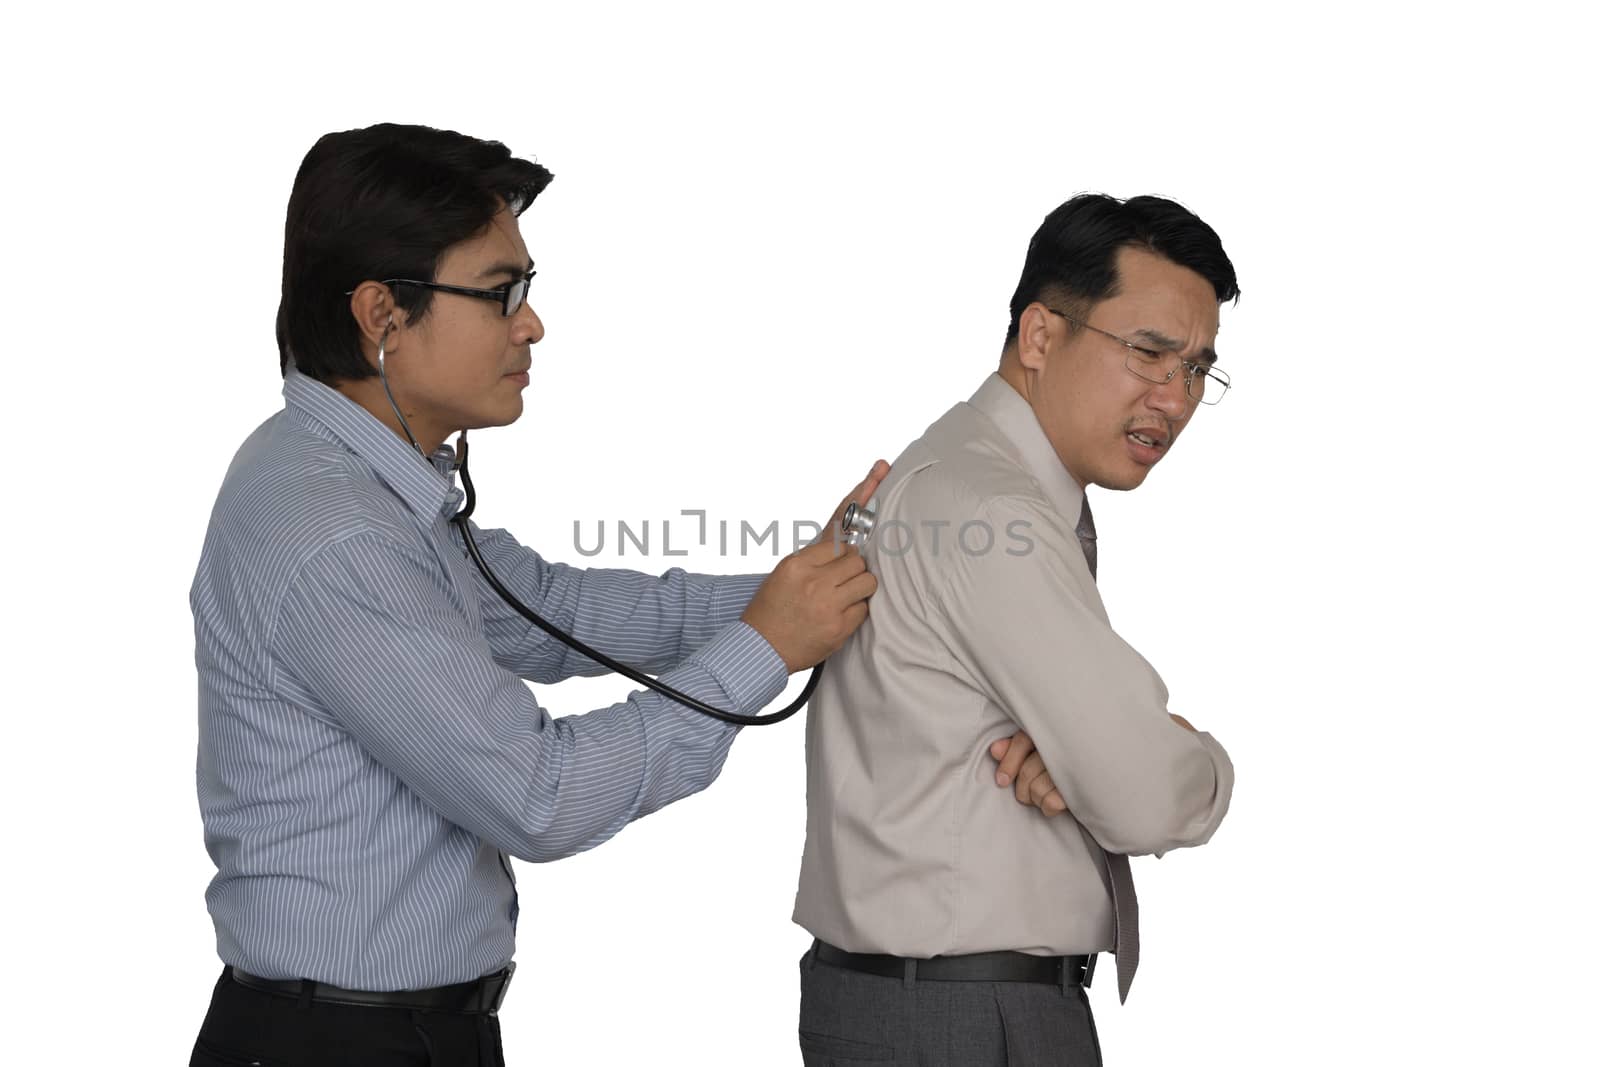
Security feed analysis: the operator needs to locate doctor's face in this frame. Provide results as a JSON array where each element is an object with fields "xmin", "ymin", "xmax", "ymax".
[
  {"xmin": 1022, "ymin": 247, "xmax": 1220, "ymax": 492},
  {"xmin": 382, "ymin": 207, "xmax": 544, "ymax": 447}
]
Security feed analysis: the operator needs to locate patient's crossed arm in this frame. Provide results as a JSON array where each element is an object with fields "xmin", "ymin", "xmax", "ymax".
[{"xmin": 989, "ymin": 715, "xmax": 1199, "ymax": 817}]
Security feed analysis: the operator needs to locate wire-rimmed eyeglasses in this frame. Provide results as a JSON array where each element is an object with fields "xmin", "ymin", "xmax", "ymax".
[
  {"xmin": 1043, "ymin": 307, "xmax": 1231, "ymax": 405},
  {"xmin": 345, "ymin": 267, "xmax": 537, "ymax": 318}
]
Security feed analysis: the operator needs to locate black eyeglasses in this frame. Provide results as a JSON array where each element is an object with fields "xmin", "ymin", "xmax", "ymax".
[
  {"xmin": 345, "ymin": 267, "xmax": 537, "ymax": 317},
  {"xmin": 1042, "ymin": 307, "xmax": 1231, "ymax": 406}
]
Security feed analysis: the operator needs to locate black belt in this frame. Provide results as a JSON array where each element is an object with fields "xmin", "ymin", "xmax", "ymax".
[
  {"xmin": 811, "ymin": 940, "xmax": 1094, "ymax": 987},
  {"xmin": 229, "ymin": 963, "xmax": 515, "ymax": 1015}
]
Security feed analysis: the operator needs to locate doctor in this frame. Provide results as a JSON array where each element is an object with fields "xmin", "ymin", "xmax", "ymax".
[{"xmin": 186, "ymin": 122, "xmax": 900, "ymax": 1066}]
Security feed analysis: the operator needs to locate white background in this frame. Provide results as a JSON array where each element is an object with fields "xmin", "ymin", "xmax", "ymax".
[{"xmin": 4, "ymin": 2, "xmax": 1596, "ymax": 1063}]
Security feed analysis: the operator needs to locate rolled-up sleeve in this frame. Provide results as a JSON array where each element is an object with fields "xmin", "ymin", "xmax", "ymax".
[
  {"xmin": 935, "ymin": 495, "xmax": 1233, "ymax": 857},
  {"xmin": 268, "ymin": 532, "xmax": 787, "ymax": 863}
]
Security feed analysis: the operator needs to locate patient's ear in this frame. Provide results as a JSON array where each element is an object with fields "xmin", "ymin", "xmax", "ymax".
[{"xmin": 1016, "ymin": 303, "xmax": 1054, "ymax": 372}]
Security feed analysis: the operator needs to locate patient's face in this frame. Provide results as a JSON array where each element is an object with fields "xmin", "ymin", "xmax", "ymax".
[{"xmin": 1033, "ymin": 247, "xmax": 1220, "ymax": 492}]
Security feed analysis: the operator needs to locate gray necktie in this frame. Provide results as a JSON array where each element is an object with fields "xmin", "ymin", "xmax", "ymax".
[{"xmin": 1076, "ymin": 497, "xmax": 1140, "ymax": 1004}]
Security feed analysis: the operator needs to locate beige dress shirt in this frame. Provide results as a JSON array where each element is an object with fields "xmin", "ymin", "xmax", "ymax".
[{"xmin": 794, "ymin": 373, "xmax": 1234, "ymax": 957}]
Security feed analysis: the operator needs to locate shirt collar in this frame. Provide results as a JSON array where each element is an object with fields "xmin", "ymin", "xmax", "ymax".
[
  {"xmin": 967, "ymin": 372, "xmax": 1086, "ymax": 524},
  {"xmin": 283, "ymin": 367, "xmax": 462, "ymax": 521}
]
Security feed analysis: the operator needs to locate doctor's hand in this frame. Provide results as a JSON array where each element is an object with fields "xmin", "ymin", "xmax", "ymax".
[
  {"xmin": 742, "ymin": 538, "xmax": 877, "ymax": 673},
  {"xmin": 989, "ymin": 732, "xmax": 1069, "ymax": 816},
  {"xmin": 822, "ymin": 460, "xmax": 891, "ymax": 540}
]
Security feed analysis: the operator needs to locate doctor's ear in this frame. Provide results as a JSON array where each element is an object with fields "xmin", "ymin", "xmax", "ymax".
[{"xmin": 348, "ymin": 281, "xmax": 402, "ymax": 350}]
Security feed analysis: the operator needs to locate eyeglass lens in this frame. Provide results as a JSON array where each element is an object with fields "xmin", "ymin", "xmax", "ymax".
[
  {"xmin": 1124, "ymin": 350, "xmax": 1228, "ymax": 405},
  {"xmin": 505, "ymin": 276, "xmax": 528, "ymax": 316}
]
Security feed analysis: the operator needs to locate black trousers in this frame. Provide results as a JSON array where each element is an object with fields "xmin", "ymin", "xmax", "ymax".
[
  {"xmin": 190, "ymin": 968, "xmax": 506, "ymax": 1067},
  {"xmin": 798, "ymin": 948, "xmax": 1104, "ymax": 1066}
]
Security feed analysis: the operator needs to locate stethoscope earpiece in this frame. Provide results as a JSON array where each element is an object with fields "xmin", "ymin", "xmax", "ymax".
[{"xmin": 376, "ymin": 316, "xmax": 425, "ymax": 458}]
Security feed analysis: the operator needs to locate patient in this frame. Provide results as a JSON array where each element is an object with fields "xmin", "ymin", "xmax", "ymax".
[{"xmin": 793, "ymin": 193, "xmax": 1239, "ymax": 1066}]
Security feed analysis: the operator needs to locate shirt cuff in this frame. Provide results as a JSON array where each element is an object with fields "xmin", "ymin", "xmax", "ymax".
[
  {"xmin": 686, "ymin": 620, "xmax": 789, "ymax": 716},
  {"xmin": 1192, "ymin": 731, "xmax": 1235, "ymax": 837}
]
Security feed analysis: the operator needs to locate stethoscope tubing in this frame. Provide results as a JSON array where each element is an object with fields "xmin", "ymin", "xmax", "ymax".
[
  {"xmin": 376, "ymin": 324, "xmax": 820, "ymax": 725},
  {"xmin": 451, "ymin": 440, "xmax": 818, "ymax": 725}
]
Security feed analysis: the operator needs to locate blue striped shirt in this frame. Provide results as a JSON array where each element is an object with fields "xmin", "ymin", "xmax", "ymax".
[{"xmin": 191, "ymin": 369, "xmax": 788, "ymax": 990}]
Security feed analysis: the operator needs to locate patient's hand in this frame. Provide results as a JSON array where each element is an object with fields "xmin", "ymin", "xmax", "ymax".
[{"xmin": 988, "ymin": 731, "xmax": 1068, "ymax": 816}]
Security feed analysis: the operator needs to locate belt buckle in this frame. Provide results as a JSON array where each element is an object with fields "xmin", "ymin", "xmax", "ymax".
[{"xmin": 1082, "ymin": 953, "xmax": 1097, "ymax": 988}]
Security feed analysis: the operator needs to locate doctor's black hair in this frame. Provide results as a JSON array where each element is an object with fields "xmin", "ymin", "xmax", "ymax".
[
  {"xmin": 276, "ymin": 123, "xmax": 552, "ymax": 383},
  {"xmin": 1003, "ymin": 194, "xmax": 1239, "ymax": 347}
]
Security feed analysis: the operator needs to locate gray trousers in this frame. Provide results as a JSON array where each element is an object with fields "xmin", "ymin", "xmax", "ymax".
[{"xmin": 797, "ymin": 947, "xmax": 1104, "ymax": 1066}]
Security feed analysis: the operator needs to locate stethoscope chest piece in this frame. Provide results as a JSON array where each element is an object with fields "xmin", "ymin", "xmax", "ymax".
[{"xmin": 841, "ymin": 502, "xmax": 877, "ymax": 547}]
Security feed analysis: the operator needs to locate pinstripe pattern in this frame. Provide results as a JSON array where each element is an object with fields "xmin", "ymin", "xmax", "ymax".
[{"xmin": 191, "ymin": 369, "xmax": 786, "ymax": 990}]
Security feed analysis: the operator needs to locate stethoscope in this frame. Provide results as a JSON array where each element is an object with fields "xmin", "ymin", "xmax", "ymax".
[{"xmin": 375, "ymin": 321, "xmax": 877, "ymax": 726}]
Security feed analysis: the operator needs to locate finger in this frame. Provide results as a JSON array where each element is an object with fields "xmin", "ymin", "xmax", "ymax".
[
  {"xmin": 1024, "ymin": 761, "xmax": 1056, "ymax": 806},
  {"xmin": 834, "ymin": 569, "xmax": 878, "ymax": 605},
  {"xmin": 842, "ymin": 459, "xmax": 890, "ymax": 508},
  {"xmin": 995, "ymin": 731, "xmax": 1034, "ymax": 787},
  {"xmin": 828, "ymin": 481, "xmax": 871, "ymax": 529},
  {"xmin": 799, "ymin": 537, "xmax": 859, "ymax": 564},
  {"xmin": 1042, "ymin": 789, "xmax": 1068, "ymax": 815},
  {"xmin": 992, "ymin": 746, "xmax": 1011, "ymax": 785},
  {"xmin": 853, "ymin": 459, "xmax": 889, "ymax": 504},
  {"xmin": 827, "ymin": 460, "xmax": 891, "ymax": 530},
  {"xmin": 1015, "ymin": 752, "xmax": 1050, "ymax": 806},
  {"xmin": 820, "ymin": 548, "xmax": 869, "ymax": 581}
]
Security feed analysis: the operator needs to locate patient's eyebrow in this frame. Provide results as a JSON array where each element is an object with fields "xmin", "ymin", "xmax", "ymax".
[
  {"xmin": 1132, "ymin": 328, "xmax": 1181, "ymax": 350},
  {"xmin": 1134, "ymin": 329, "xmax": 1218, "ymax": 365}
]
